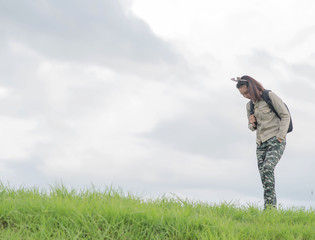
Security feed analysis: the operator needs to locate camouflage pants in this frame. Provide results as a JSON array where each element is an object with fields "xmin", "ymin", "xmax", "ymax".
[{"xmin": 256, "ymin": 136, "xmax": 286, "ymax": 209}]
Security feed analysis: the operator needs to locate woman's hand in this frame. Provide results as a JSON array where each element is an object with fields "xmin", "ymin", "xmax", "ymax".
[
  {"xmin": 249, "ymin": 114, "xmax": 257, "ymax": 127},
  {"xmin": 277, "ymin": 138, "xmax": 283, "ymax": 143}
]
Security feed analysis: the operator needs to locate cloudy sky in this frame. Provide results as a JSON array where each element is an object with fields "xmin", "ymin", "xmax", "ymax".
[{"xmin": 1, "ymin": 0, "xmax": 315, "ymax": 208}]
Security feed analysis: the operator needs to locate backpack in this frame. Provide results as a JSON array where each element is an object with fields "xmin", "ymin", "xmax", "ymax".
[{"xmin": 250, "ymin": 90, "xmax": 293, "ymax": 133}]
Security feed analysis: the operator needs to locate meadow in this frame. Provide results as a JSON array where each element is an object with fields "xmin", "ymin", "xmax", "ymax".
[{"xmin": 0, "ymin": 183, "xmax": 314, "ymax": 239}]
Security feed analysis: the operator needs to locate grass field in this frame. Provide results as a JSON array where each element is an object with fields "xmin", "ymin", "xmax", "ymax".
[{"xmin": 0, "ymin": 184, "xmax": 314, "ymax": 239}]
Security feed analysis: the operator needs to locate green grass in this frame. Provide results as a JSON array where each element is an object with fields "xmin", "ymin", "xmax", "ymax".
[{"xmin": 0, "ymin": 184, "xmax": 314, "ymax": 239}]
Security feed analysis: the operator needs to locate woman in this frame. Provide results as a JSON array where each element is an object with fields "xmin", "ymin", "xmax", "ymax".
[{"xmin": 233, "ymin": 75, "xmax": 290, "ymax": 209}]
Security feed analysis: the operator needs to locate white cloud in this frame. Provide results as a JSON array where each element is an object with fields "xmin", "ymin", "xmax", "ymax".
[
  {"xmin": 0, "ymin": 87, "xmax": 10, "ymax": 98},
  {"xmin": 0, "ymin": 116, "xmax": 42, "ymax": 159},
  {"xmin": 131, "ymin": 0, "xmax": 315, "ymax": 68}
]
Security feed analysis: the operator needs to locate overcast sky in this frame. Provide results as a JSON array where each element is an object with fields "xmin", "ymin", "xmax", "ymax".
[{"xmin": 1, "ymin": 0, "xmax": 315, "ymax": 209}]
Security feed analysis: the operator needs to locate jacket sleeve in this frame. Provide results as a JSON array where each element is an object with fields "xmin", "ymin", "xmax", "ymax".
[
  {"xmin": 246, "ymin": 101, "xmax": 256, "ymax": 131},
  {"xmin": 269, "ymin": 92, "xmax": 290, "ymax": 139}
]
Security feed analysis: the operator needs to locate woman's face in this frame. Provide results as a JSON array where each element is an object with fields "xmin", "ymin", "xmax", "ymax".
[{"xmin": 238, "ymin": 85, "xmax": 251, "ymax": 99}]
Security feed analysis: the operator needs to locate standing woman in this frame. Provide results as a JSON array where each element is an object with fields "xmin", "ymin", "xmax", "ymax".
[{"xmin": 233, "ymin": 75, "xmax": 290, "ymax": 210}]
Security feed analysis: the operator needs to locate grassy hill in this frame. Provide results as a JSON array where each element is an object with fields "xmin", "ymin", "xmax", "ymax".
[{"xmin": 0, "ymin": 184, "xmax": 314, "ymax": 239}]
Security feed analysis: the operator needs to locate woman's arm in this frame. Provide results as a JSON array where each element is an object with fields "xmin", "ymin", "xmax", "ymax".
[{"xmin": 269, "ymin": 92, "xmax": 290, "ymax": 140}]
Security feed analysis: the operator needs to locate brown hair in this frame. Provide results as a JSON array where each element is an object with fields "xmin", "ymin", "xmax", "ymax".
[{"xmin": 236, "ymin": 75, "xmax": 264, "ymax": 102}]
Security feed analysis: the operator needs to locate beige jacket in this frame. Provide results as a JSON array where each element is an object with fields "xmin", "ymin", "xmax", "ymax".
[{"xmin": 246, "ymin": 91, "xmax": 290, "ymax": 144}]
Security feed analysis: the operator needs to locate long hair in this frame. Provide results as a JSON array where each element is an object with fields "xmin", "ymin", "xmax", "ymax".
[{"xmin": 236, "ymin": 75, "xmax": 264, "ymax": 102}]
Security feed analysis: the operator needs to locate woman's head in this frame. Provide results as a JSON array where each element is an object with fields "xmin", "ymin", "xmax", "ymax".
[{"xmin": 236, "ymin": 75, "xmax": 264, "ymax": 101}]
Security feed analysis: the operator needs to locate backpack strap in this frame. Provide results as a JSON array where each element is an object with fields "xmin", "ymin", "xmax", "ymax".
[
  {"xmin": 262, "ymin": 90, "xmax": 293, "ymax": 133},
  {"xmin": 250, "ymin": 100, "xmax": 255, "ymax": 115},
  {"xmin": 249, "ymin": 100, "xmax": 257, "ymax": 129},
  {"xmin": 262, "ymin": 90, "xmax": 281, "ymax": 119},
  {"xmin": 250, "ymin": 90, "xmax": 293, "ymax": 133}
]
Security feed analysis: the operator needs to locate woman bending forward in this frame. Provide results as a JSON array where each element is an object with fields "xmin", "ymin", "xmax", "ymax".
[{"xmin": 234, "ymin": 75, "xmax": 290, "ymax": 210}]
